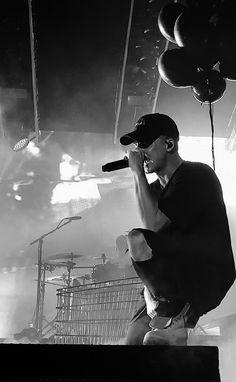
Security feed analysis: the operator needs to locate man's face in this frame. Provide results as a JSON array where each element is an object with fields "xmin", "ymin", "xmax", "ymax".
[{"xmin": 140, "ymin": 136, "xmax": 168, "ymax": 174}]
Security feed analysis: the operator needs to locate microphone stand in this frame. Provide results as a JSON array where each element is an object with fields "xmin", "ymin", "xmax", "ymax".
[{"xmin": 30, "ymin": 218, "xmax": 73, "ymax": 338}]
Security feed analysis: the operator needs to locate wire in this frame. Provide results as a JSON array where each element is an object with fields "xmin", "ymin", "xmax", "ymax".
[
  {"xmin": 195, "ymin": 323, "xmax": 208, "ymax": 335},
  {"xmin": 113, "ymin": 0, "xmax": 135, "ymax": 144},
  {"xmin": 209, "ymin": 101, "xmax": 215, "ymax": 171},
  {"xmin": 28, "ymin": 0, "xmax": 40, "ymax": 143}
]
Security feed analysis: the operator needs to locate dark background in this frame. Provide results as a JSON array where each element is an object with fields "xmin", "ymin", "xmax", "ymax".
[{"xmin": 1, "ymin": 0, "xmax": 234, "ymax": 138}]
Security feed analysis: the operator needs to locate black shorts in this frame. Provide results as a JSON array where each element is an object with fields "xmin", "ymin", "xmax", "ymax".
[
  {"xmin": 131, "ymin": 228, "xmax": 193, "ymax": 304},
  {"xmin": 129, "ymin": 228, "xmax": 200, "ymax": 327}
]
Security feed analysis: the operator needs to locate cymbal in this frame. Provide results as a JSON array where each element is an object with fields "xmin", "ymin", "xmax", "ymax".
[
  {"xmin": 92, "ymin": 256, "xmax": 113, "ymax": 261},
  {"xmin": 43, "ymin": 260, "xmax": 68, "ymax": 267},
  {"xmin": 45, "ymin": 253, "xmax": 83, "ymax": 261},
  {"xmin": 77, "ymin": 274, "xmax": 91, "ymax": 280},
  {"xmin": 46, "ymin": 276, "xmax": 64, "ymax": 282},
  {"xmin": 46, "ymin": 275, "xmax": 79, "ymax": 282},
  {"xmin": 44, "ymin": 260, "xmax": 76, "ymax": 268},
  {"xmin": 92, "ymin": 253, "xmax": 112, "ymax": 259}
]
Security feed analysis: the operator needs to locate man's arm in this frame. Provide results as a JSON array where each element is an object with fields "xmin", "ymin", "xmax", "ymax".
[
  {"xmin": 133, "ymin": 171, "xmax": 170, "ymax": 231},
  {"xmin": 129, "ymin": 149, "xmax": 170, "ymax": 231}
]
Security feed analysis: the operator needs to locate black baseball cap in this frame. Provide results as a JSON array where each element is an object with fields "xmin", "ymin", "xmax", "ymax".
[{"xmin": 120, "ymin": 113, "xmax": 179, "ymax": 148}]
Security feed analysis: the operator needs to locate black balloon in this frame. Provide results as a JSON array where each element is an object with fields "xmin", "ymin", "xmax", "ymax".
[
  {"xmin": 192, "ymin": 69, "xmax": 226, "ymax": 103},
  {"xmin": 174, "ymin": 10, "xmax": 210, "ymax": 48},
  {"xmin": 158, "ymin": 48, "xmax": 199, "ymax": 88},
  {"xmin": 174, "ymin": 10, "xmax": 219, "ymax": 69},
  {"xmin": 158, "ymin": 3, "xmax": 186, "ymax": 44},
  {"xmin": 219, "ymin": 55, "xmax": 236, "ymax": 81}
]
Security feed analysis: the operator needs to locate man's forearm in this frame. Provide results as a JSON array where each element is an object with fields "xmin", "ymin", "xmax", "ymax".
[
  {"xmin": 134, "ymin": 173, "xmax": 170, "ymax": 231},
  {"xmin": 134, "ymin": 172, "xmax": 159, "ymax": 230}
]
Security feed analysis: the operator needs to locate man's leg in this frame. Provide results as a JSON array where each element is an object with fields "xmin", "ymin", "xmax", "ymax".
[
  {"xmin": 143, "ymin": 315, "xmax": 188, "ymax": 346},
  {"xmin": 143, "ymin": 303, "xmax": 197, "ymax": 346},
  {"xmin": 125, "ymin": 308, "xmax": 151, "ymax": 345},
  {"xmin": 126, "ymin": 229, "xmax": 195, "ymax": 346},
  {"xmin": 124, "ymin": 230, "xmax": 153, "ymax": 344}
]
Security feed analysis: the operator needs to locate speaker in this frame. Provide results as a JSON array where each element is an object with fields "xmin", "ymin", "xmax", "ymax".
[{"xmin": 0, "ymin": 344, "xmax": 220, "ymax": 381}]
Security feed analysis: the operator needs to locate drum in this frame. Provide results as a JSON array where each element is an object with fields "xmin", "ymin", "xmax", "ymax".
[{"xmin": 92, "ymin": 262, "xmax": 124, "ymax": 282}]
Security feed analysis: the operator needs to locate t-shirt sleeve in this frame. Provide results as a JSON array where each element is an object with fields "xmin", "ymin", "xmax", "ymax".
[{"xmin": 158, "ymin": 163, "xmax": 223, "ymax": 230}]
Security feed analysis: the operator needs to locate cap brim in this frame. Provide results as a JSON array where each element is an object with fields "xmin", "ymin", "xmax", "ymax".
[{"xmin": 120, "ymin": 131, "xmax": 139, "ymax": 146}]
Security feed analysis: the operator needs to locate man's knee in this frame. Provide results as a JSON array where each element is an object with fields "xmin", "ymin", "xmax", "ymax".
[
  {"xmin": 125, "ymin": 314, "xmax": 151, "ymax": 345},
  {"xmin": 127, "ymin": 229, "xmax": 152, "ymax": 262}
]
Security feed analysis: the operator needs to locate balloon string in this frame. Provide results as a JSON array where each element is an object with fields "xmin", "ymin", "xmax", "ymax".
[{"xmin": 209, "ymin": 101, "xmax": 215, "ymax": 171}]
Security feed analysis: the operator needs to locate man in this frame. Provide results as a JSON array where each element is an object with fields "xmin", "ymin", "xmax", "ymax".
[{"xmin": 119, "ymin": 113, "xmax": 235, "ymax": 345}]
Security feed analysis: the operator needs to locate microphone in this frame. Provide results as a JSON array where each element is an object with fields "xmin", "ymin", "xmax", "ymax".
[
  {"xmin": 102, "ymin": 157, "xmax": 129, "ymax": 172},
  {"xmin": 66, "ymin": 216, "xmax": 82, "ymax": 220}
]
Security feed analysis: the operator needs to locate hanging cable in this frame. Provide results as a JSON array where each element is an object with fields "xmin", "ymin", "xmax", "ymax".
[
  {"xmin": 113, "ymin": 0, "xmax": 134, "ymax": 144},
  {"xmin": 28, "ymin": 0, "xmax": 40, "ymax": 143},
  {"xmin": 209, "ymin": 101, "xmax": 215, "ymax": 171}
]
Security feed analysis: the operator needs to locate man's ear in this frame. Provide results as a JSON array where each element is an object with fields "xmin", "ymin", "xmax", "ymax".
[{"xmin": 165, "ymin": 138, "xmax": 174, "ymax": 151}]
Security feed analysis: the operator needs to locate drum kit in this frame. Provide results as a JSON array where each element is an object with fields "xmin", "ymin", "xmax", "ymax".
[
  {"xmin": 43, "ymin": 252, "xmax": 94, "ymax": 287},
  {"xmin": 32, "ymin": 249, "xmax": 136, "ymax": 339},
  {"xmin": 43, "ymin": 251, "xmax": 136, "ymax": 286}
]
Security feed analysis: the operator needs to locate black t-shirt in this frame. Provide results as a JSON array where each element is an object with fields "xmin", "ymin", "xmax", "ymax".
[{"xmin": 132, "ymin": 161, "xmax": 236, "ymax": 315}]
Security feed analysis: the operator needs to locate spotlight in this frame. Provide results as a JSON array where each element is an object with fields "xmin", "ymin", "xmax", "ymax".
[
  {"xmin": 12, "ymin": 136, "xmax": 29, "ymax": 152},
  {"xmin": 5, "ymin": 125, "xmax": 36, "ymax": 152},
  {"xmin": 0, "ymin": 87, "xmax": 36, "ymax": 152}
]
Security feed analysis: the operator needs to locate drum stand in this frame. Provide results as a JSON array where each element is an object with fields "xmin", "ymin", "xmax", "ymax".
[{"xmin": 30, "ymin": 218, "xmax": 76, "ymax": 339}]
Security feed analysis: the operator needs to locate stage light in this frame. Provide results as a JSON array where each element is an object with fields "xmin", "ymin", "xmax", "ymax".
[
  {"xmin": 0, "ymin": 87, "xmax": 36, "ymax": 152},
  {"xmin": 14, "ymin": 195, "xmax": 22, "ymax": 201},
  {"xmin": 6, "ymin": 127, "xmax": 36, "ymax": 152},
  {"xmin": 13, "ymin": 137, "xmax": 29, "ymax": 152}
]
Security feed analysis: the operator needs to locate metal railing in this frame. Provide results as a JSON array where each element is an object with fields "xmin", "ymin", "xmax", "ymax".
[{"xmin": 55, "ymin": 277, "xmax": 143, "ymax": 344}]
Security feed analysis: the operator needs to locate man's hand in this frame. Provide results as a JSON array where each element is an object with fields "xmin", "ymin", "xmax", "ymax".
[{"xmin": 128, "ymin": 148, "xmax": 145, "ymax": 175}]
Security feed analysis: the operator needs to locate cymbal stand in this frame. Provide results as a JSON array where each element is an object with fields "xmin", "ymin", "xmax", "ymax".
[
  {"xmin": 38, "ymin": 277, "xmax": 62, "ymax": 338},
  {"xmin": 66, "ymin": 262, "xmax": 75, "ymax": 287},
  {"xmin": 30, "ymin": 218, "xmax": 75, "ymax": 339},
  {"xmin": 39, "ymin": 263, "xmax": 46, "ymax": 335}
]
